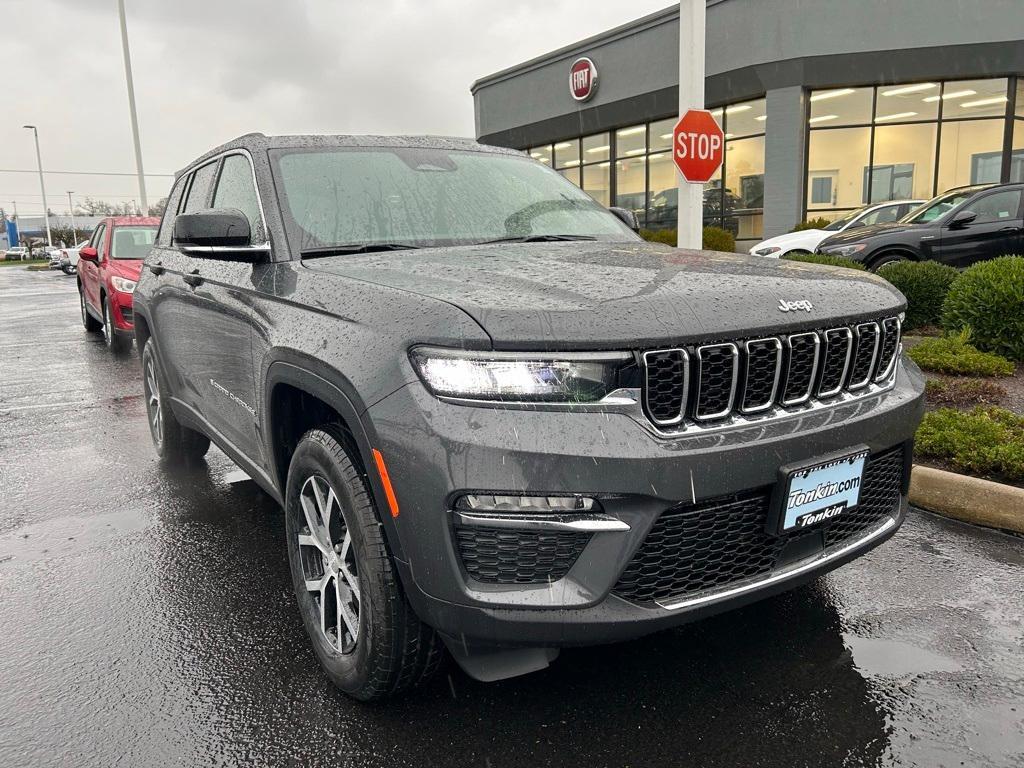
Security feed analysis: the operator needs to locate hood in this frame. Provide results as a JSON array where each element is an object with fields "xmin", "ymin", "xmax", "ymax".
[
  {"xmin": 108, "ymin": 259, "xmax": 143, "ymax": 280},
  {"xmin": 751, "ymin": 229, "xmax": 825, "ymax": 252},
  {"xmin": 819, "ymin": 221, "xmax": 921, "ymax": 248},
  {"xmin": 305, "ymin": 241, "xmax": 904, "ymax": 349}
]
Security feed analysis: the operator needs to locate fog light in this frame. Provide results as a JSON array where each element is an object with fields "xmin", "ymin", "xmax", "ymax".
[{"xmin": 455, "ymin": 494, "xmax": 597, "ymax": 512}]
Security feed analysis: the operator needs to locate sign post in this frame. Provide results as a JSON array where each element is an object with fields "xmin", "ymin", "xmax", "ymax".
[{"xmin": 677, "ymin": 0, "xmax": 708, "ymax": 249}]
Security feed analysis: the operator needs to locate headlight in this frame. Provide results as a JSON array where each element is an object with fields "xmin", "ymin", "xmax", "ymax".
[
  {"xmin": 754, "ymin": 246, "xmax": 781, "ymax": 257},
  {"xmin": 823, "ymin": 243, "xmax": 867, "ymax": 257},
  {"xmin": 409, "ymin": 346, "xmax": 631, "ymax": 402},
  {"xmin": 110, "ymin": 276, "xmax": 137, "ymax": 293}
]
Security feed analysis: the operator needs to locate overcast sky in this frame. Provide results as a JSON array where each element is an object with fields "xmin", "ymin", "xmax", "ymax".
[{"xmin": 2, "ymin": 0, "xmax": 670, "ymax": 216}]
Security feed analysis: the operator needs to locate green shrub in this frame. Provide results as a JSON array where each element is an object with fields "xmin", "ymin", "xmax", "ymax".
[
  {"xmin": 791, "ymin": 217, "xmax": 832, "ymax": 232},
  {"xmin": 702, "ymin": 226, "xmax": 735, "ymax": 252},
  {"xmin": 906, "ymin": 330, "xmax": 1014, "ymax": 377},
  {"xmin": 638, "ymin": 227, "xmax": 737, "ymax": 252},
  {"xmin": 639, "ymin": 228, "xmax": 677, "ymax": 246},
  {"xmin": 915, "ymin": 406, "xmax": 1024, "ymax": 480},
  {"xmin": 781, "ymin": 252, "xmax": 866, "ymax": 271},
  {"xmin": 942, "ymin": 255, "xmax": 1024, "ymax": 361},
  {"xmin": 876, "ymin": 260, "xmax": 959, "ymax": 331}
]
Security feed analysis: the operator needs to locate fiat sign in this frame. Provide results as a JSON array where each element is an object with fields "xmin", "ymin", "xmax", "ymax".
[
  {"xmin": 570, "ymin": 57, "xmax": 597, "ymax": 102},
  {"xmin": 672, "ymin": 109, "xmax": 725, "ymax": 183}
]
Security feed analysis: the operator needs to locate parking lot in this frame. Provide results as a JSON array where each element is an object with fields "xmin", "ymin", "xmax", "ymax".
[{"xmin": 0, "ymin": 265, "xmax": 1022, "ymax": 768}]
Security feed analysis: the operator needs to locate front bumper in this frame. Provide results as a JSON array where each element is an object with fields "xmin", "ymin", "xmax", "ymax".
[
  {"xmin": 108, "ymin": 290, "xmax": 134, "ymax": 331},
  {"xmin": 367, "ymin": 357, "xmax": 925, "ymax": 647}
]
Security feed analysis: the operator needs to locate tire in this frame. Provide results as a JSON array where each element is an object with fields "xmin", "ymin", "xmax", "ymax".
[
  {"xmin": 142, "ymin": 338, "xmax": 210, "ymax": 462},
  {"xmin": 102, "ymin": 295, "xmax": 132, "ymax": 355},
  {"xmin": 80, "ymin": 286, "xmax": 102, "ymax": 333},
  {"xmin": 285, "ymin": 426, "xmax": 443, "ymax": 700},
  {"xmin": 62, "ymin": 265, "xmax": 76, "ymax": 275},
  {"xmin": 869, "ymin": 253, "xmax": 907, "ymax": 273}
]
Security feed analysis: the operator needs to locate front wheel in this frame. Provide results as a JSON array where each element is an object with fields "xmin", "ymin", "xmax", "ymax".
[
  {"xmin": 869, "ymin": 253, "xmax": 907, "ymax": 273},
  {"xmin": 142, "ymin": 338, "xmax": 210, "ymax": 462},
  {"xmin": 285, "ymin": 426, "xmax": 443, "ymax": 700},
  {"xmin": 62, "ymin": 264, "xmax": 76, "ymax": 275},
  {"xmin": 103, "ymin": 297, "xmax": 132, "ymax": 355}
]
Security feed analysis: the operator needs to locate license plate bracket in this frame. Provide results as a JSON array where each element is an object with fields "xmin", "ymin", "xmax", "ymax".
[{"xmin": 769, "ymin": 447, "xmax": 869, "ymax": 535}]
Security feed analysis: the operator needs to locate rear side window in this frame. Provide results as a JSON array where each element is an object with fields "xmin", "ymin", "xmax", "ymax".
[
  {"xmin": 212, "ymin": 154, "xmax": 264, "ymax": 241},
  {"xmin": 971, "ymin": 189, "xmax": 1023, "ymax": 224},
  {"xmin": 861, "ymin": 205, "xmax": 901, "ymax": 226},
  {"xmin": 181, "ymin": 161, "xmax": 218, "ymax": 214},
  {"xmin": 90, "ymin": 224, "xmax": 106, "ymax": 255}
]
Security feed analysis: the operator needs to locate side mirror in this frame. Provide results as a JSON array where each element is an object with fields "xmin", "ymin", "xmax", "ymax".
[
  {"xmin": 609, "ymin": 206, "xmax": 641, "ymax": 233},
  {"xmin": 949, "ymin": 210, "xmax": 977, "ymax": 229},
  {"xmin": 174, "ymin": 208, "xmax": 265, "ymax": 261},
  {"xmin": 79, "ymin": 246, "xmax": 98, "ymax": 262}
]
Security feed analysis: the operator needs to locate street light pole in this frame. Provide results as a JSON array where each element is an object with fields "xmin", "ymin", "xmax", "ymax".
[
  {"xmin": 118, "ymin": 0, "xmax": 148, "ymax": 213},
  {"xmin": 23, "ymin": 125, "xmax": 52, "ymax": 247},
  {"xmin": 67, "ymin": 191, "xmax": 77, "ymax": 244}
]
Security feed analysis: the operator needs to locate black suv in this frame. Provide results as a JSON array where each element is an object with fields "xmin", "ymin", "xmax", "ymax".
[
  {"xmin": 816, "ymin": 183, "xmax": 1024, "ymax": 270},
  {"xmin": 134, "ymin": 134, "xmax": 925, "ymax": 700}
]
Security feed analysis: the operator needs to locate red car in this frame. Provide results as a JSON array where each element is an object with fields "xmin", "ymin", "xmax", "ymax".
[{"xmin": 77, "ymin": 216, "xmax": 160, "ymax": 354}]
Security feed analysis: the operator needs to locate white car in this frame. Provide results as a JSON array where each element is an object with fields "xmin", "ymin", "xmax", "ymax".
[
  {"xmin": 749, "ymin": 199, "xmax": 924, "ymax": 258},
  {"xmin": 4, "ymin": 246, "xmax": 29, "ymax": 261},
  {"xmin": 58, "ymin": 240, "xmax": 90, "ymax": 275}
]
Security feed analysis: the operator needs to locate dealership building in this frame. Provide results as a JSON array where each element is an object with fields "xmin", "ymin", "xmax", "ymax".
[{"xmin": 471, "ymin": 0, "xmax": 1024, "ymax": 251}]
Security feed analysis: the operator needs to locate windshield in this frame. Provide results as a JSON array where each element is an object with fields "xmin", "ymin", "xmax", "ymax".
[
  {"xmin": 823, "ymin": 206, "xmax": 873, "ymax": 231},
  {"xmin": 111, "ymin": 226, "xmax": 157, "ymax": 259},
  {"xmin": 270, "ymin": 146, "xmax": 636, "ymax": 251},
  {"xmin": 901, "ymin": 189, "xmax": 978, "ymax": 224}
]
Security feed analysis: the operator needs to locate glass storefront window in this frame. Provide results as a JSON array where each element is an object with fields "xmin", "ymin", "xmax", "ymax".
[
  {"xmin": 554, "ymin": 139, "xmax": 580, "ymax": 169},
  {"xmin": 649, "ymin": 118, "xmax": 675, "ymax": 152},
  {"xmin": 582, "ymin": 133, "xmax": 610, "ymax": 163},
  {"xmin": 809, "ymin": 87, "xmax": 873, "ymax": 126},
  {"xmin": 1012, "ymin": 121, "xmax": 1024, "ymax": 183},
  {"xmin": 647, "ymin": 152, "xmax": 677, "ymax": 229},
  {"xmin": 724, "ymin": 135, "xmax": 765, "ymax": 239},
  {"xmin": 615, "ymin": 125, "xmax": 646, "ymax": 157},
  {"xmin": 869, "ymin": 123, "xmax": 937, "ymax": 202},
  {"xmin": 528, "ymin": 145, "xmax": 552, "ymax": 166},
  {"xmin": 1017, "ymin": 79, "xmax": 1024, "ymax": 118},
  {"xmin": 875, "ymin": 82, "xmax": 939, "ymax": 123},
  {"xmin": 940, "ymin": 78, "xmax": 1009, "ymax": 120},
  {"xmin": 614, "ymin": 156, "xmax": 646, "ymax": 224},
  {"xmin": 559, "ymin": 167, "xmax": 581, "ymax": 186},
  {"xmin": 725, "ymin": 98, "xmax": 767, "ymax": 138},
  {"xmin": 937, "ymin": 119, "xmax": 1006, "ymax": 190},
  {"xmin": 807, "ymin": 127, "xmax": 871, "ymax": 210},
  {"xmin": 582, "ymin": 161, "xmax": 610, "ymax": 207}
]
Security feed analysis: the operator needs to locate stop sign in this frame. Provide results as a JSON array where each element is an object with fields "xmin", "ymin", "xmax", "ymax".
[{"xmin": 672, "ymin": 109, "xmax": 724, "ymax": 183}]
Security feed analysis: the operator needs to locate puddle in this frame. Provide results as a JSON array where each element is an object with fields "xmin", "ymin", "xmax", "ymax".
[{"xmin": 843, "ymin": 634, "xmax": 963, "ymax": 677}]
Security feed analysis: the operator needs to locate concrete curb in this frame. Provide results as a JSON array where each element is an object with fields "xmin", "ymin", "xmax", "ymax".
[{"xmin": 910, "ymin": 464, "xmax": 1024, "ymax": 534}]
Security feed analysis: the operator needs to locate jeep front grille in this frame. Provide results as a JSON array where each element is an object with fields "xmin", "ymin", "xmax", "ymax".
[{"xmin": 641, "ymin": 315, "xmax": 901, "ymax": 431}]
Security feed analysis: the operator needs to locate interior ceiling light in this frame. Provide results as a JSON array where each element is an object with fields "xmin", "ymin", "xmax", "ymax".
[
  {"xmin": 875, "ymin": 112, "xmax": 918, "ymax": 121},
  {"xmin": 810, "ymin": 88, "xmax": 856, "ymax": 102},
  {"xmin": 881, "ymin": 83, "xmax": 937, "ymax": 96},
  {"xmin": 923, "ymin": 89, "xmax": 976, "ymax": 102}
]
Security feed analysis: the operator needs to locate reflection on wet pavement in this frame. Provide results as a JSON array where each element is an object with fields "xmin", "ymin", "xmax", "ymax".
[{"xmin": 1, "ymin": 268, "xmax": 1022, "ymax": 767}]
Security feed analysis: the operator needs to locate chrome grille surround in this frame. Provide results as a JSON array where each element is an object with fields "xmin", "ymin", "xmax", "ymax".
[
  {"xmin": 693, "ymin": 343, "xmax": 740, "ymax": 421},
  {"xmin": 641, "ymin": 348, "xmax": 689, "ymax": 427},
  {"xmin": 780, "ymin": 332, "xmax": 821, "ymax": 406},
  {"xmin": 639, "ymin": 315, "xmax": 902, "ymax": 434}
]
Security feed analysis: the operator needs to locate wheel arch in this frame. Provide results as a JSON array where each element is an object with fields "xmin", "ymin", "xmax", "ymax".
[
  {"xmin": 265, "ymin": 359, "xmax": 406, "ymax": 561},
  {"xmin": 867, "ymin": 247, "xmax": 920, "ymax": 269}
]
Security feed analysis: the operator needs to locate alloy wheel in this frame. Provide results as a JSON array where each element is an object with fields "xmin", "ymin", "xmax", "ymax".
[
  {"xmin": 103, "ymin": 301, "xmax": 112, "ymax": 346},
  {"xmin": 297, "ymin": 475, "xmax": 361, "ymax": 654},
  {"xmin": 144, "ymin": 356, "xmax": 163, "ymax": 446}
]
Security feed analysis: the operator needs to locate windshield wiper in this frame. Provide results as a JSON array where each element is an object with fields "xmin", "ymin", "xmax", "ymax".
[
  {"xmin": 479, "ymin": 234, "xmax": 597, "ymax": 244},
  {"xmin": 300, "ymin": 243, "xmax": 419, "ymax": 258}
]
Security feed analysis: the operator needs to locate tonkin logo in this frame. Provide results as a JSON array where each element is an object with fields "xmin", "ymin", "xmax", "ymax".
[{"xmin": 778, "ymin": 299, "xmax": 814, "ymax": 313}]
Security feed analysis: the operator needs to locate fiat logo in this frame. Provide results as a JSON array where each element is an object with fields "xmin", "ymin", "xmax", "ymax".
[{"xmin": 570, "ymin": 57, "xmax": 598, "ymax": 102}]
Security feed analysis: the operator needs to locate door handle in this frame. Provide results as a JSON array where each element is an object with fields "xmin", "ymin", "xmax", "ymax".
[
  {"xmin": 182, "ymin": 271, "xmax": 204, "ymax": 288},
  {"xmin": 148, "ymin": 263, "xmax": 164, "ymax": 275}
]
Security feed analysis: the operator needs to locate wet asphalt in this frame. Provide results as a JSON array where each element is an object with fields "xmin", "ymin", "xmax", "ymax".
[{"xmin": 0, "ymin": 266, "xmax": 1022, "ymax": 768}]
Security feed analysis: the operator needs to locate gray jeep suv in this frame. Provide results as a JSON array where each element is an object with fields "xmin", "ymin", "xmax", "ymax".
[{"xmin": 133, "ymin": 134, "xmax": 925, "ymax": 700}]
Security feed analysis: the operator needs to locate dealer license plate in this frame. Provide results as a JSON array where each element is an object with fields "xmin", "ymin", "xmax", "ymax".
[{"xmin": 776, "ymin": 448, "xmax": 868, "ymax": 533}]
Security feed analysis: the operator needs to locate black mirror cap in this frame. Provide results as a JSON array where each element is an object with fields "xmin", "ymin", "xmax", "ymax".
[
  {"xmin": 174, "ymin": 208, "xmax": 252, "ymax": 247},
  {"xmin": 608, "ymin": 206, "xmax": 641, "ymax": 232},
  {"xmin": 949, "ymin": 209, "xmax": 978, "ymax": 228}
]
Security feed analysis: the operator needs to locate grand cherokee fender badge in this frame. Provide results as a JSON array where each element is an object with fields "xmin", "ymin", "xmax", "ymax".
[{"xmin": 778, "ymin": 299, "xmax": 814, "ymax": 313}]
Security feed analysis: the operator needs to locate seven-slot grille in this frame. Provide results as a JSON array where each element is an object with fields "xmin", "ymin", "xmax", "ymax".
[{"xmin": 641, "ymin": 316, "xmax": 901, "ymax": 430}]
